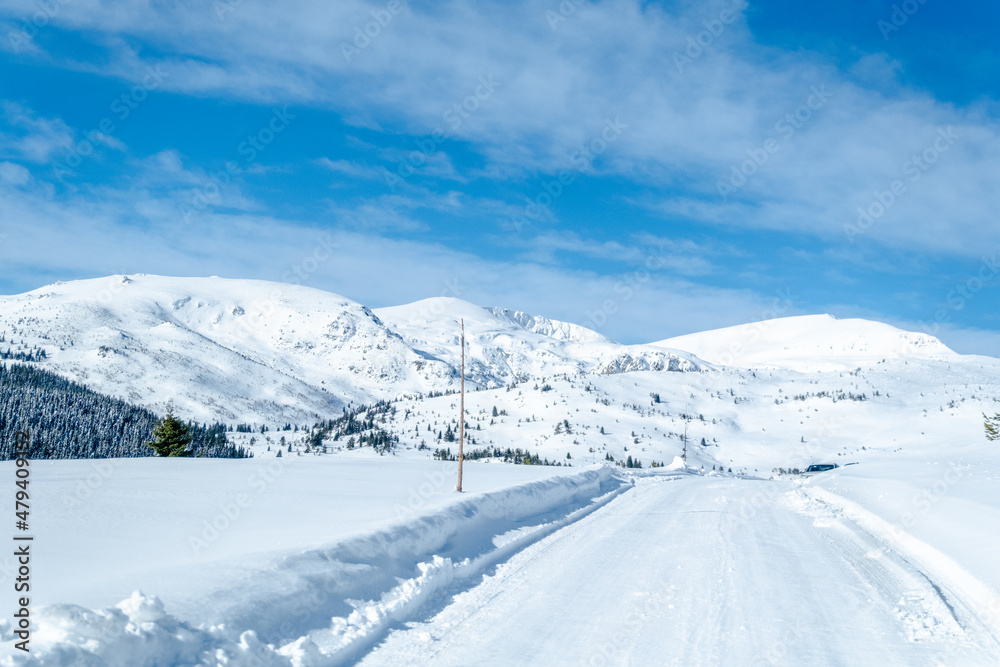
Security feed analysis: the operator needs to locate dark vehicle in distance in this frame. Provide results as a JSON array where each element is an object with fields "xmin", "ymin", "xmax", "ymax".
[{"xmin": 802, "ymin": 463, "xmax": 839, "ymax": 476}]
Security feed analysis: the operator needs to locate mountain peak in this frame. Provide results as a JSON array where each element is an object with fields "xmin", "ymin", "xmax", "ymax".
[
  {"xmin": 654, "ymin": 314, "xmax": 955, "ymax": 371},
  {"xmin": 487, "ymin": 308, "xmax": 613, "ymax": 345},
  {"xmin": 0, "ymin": 276, "xmax": 966, "ymax": 422}
]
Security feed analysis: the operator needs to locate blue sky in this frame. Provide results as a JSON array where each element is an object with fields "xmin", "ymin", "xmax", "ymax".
[{"xmin": 0, "ymin": 0, "xmax": 998, "ymax": 354}]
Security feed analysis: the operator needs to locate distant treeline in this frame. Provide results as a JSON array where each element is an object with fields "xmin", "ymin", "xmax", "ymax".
[
  {"xmin": 0, "ymin": 346, "xmax": 47, "ymax": 362},
  {"xmin": 0, "ymin": 363, "xmax": 250, "ymax": 460},
  {"xmin": 433, "ymin": 446, "xmax": 565, "ymax": 466},
  {"xmin": 310, "ymin": 400, "xmax": 399, "ymax": 454}
]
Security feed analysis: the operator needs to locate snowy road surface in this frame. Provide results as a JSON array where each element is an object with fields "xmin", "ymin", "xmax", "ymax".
[{"xmin": 359, "ymin": 475, "xmax": 1000, "ymax": 666}]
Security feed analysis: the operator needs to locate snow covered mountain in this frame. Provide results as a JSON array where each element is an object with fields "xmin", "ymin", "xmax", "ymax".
[
  {"xmin": 6, "ymin": 280, "xmax": 1000, "ymax": 667},
  {"xmin": 486, "ymin": 307, "xmax": 613, "ymax": 345},
  {"xmin": 0, "ymin": 276, "xmax": 982, "ymax": 429},
  {"xmin": 373, "ymin": 298, "xmax": 699, "ymax": 388},
  {"xmin": 0, "ymin": 275, "xmax": 698, "ymax": 422},
  {"xmin": 0, "ymin": 275, "xmax": 455, "ymax": 423},
  {"xmin": 654, "ymin": 314, "xmax": 958, "ymax": 372}
]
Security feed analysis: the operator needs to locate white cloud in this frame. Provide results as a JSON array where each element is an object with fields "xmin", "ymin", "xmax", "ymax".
[
  {"xmin": 93, "ymin": 132, "xmax": 127, "ymax": 152},
  {"xmin": 2, "ymin": 1, "xmax": 999, "ymax": 352},
  {"xmin": 0, "ymin": 161, "xmax": 29, "ymax": 185},
  {"xmin": 3, "ymin": 1, "xmax": 997, "ymax": 257},
  {"xmin": 0, "ymin": 102, "xmax": 74, "ymax": 162},
  {"xmin": 0, "ymin": 158, "xmax": 994, "ymax": 351},
  {"xmin": 0, "ymin": 169, "xmax": 782, "ymax": 344},
  {"xmin": 314, "ymin": 157, "xmax": 383, "ymax": 180}
]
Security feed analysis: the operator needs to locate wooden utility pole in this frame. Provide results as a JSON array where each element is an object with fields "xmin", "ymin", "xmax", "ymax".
[{"xmin": 457, "ymin": 319, "xmax": 465, "ymax": 492}]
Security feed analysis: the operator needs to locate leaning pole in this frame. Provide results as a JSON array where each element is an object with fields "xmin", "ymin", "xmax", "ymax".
[{"xmin": 457, "ymin": 318, "xmax": 465, "ymax": 492}]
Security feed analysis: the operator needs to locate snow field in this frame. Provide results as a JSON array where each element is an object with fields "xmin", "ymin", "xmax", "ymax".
[
  {"xmin": 338, "ymin": 353, "xmax": 999, "ymax": 478},
  {"xmin": 359, "ymin": 474, "xmax": 1000, "ymax": 666},
  {"xmin": 2, "ymin": 276, "xmax": 1000, "ymax": 664},
  {"xmin": 798, "ymin": 478, "xmax": 1000, "ymax": 640},
  {"xmin": 0, "ymin": 459, "xmax": 626, "ymax": 665}
]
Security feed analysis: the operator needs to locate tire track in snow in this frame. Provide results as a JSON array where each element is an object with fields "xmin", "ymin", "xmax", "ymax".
[
  {"xmin": 310, "ymin": 473, "xmax": 637, "ymax": 665},
  {"xmin": 358, "ymin": 476, "xmax": 999, "ymax": 666},
  {"xmin": 791, "ymin": 486, "xmax": 1000, "ymax": 652}
]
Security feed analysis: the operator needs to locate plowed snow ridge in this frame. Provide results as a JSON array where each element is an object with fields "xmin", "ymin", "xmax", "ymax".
[{"xmin": 6, "ymin": 467, "xmax": 626, "ymax": 666}]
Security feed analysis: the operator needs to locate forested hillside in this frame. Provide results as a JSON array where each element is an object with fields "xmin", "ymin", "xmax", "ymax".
[{"xmin": 0, "ymin": 363, "xmax": 250, "ymax": 459}]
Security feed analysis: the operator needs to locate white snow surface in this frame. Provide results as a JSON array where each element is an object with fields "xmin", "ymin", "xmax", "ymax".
[
  {"xmin": 372, "ymin": 297, "xmax": 700, "ymax": 387},
  {"xmin": 0, "ymin": 276, "xmax": 698, "ymax": 423},
  {"xmin": 5, "ymin": 457, "xmax": 1000, "ymax": 665},
  {"xmin": 1, "ymin": 275, "xmax": 999, "ymax": 664},
  {"xmin": 362, "ymin": 473, "xmax": 1000, "ymax": 666},
  {"xmin": 0, "ymin": 275, "xmax": 455, "ymax": 423},
  {"xmin": 655, "ymin": 313, "xmax": 958, "ymax": 371},
  {"xmin": 0, "ymin": 459, "xmax": 623, "ymax": 665}
]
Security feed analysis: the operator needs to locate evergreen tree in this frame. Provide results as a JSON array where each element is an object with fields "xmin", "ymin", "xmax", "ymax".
[
  {"xmin": 308, "ymin": 428, "xmax": 325, "ymax": 450},
  {"xmin": 986, "ymin": 413, "xmax": 1000, "ymax": 441},
  {"xmin": 147, "ymin": 410, "xmax": 193, "ymax": 457}
]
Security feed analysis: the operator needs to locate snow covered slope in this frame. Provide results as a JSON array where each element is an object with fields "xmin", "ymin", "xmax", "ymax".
[
  {"xmin": 0, "ymin": 276, "xmax": 699, "ymax": 423},
  {"xmin": 373, "ymin": 298, "xmax": 700, "ymax": 387},
  {"xmin": 654, "ymin": 314, "xmax": 957, "ymax": 371},
  {"xmin": 0, "ymin": 275, "xmax": 455, "ymax": 423},
  {"xmin": 487, "ymin": 307, "xmax": 613, "ymax": 345},
  {"xmin": 0, "ymin": 276, "xmax": 983, "ymax": 434},
  {"xmin": 342, "ymin": 352, "xmax": 1000, "ymax": 479},
  {"xmin": 2, "ymin": 279, "xmax": 1000, "ymax": 665}
]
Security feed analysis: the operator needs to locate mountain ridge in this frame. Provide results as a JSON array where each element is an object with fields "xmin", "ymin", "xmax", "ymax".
[
  {"xmin": 655, "ymin": 313, "xmax": 957, "ymax": 372},
  {"xmin": 0, "ymin": 275, "xmax": 961, "ymax": 423}
]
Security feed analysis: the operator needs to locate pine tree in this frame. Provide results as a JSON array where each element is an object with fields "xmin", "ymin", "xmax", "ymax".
[
  {"xmin": 986, "ymin": 413, "xmax": 1000, "ymax": 442},
  {"xmin": 147, "ymin": 410, "xmax": 193, "ymax": 457}
]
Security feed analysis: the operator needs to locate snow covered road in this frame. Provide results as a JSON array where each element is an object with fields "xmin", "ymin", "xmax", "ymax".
[{"xmin": 360, "ymin": 474, "xmax": 1000, "ymax": 666}]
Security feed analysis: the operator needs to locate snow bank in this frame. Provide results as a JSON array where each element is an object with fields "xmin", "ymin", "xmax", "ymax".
[
  {"xmin": 799, "ymin": 485, "xmax": 1000, "ymax": 639},
  {"xmin": 1, "ymin": 467, "xmax": 626, "ymax": 666},
  {"xmin": 13, "ymin": 590, "xmax": 313, "ymax": 667}
]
